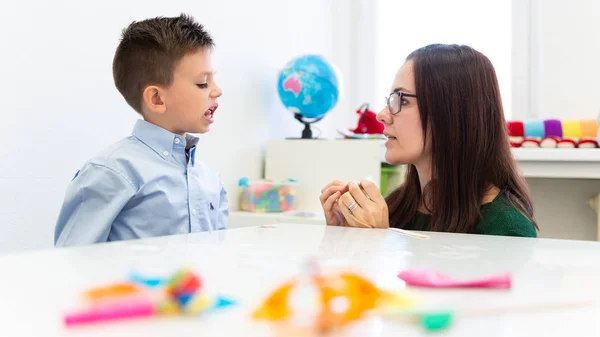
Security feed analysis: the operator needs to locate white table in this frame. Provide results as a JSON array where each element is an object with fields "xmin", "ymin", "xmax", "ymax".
[{"xmin": 1, "ymin": 224, "xmax": 599, "ymax": 336}]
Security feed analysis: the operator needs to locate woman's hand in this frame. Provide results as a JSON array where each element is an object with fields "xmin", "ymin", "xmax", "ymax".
[
  {"xmin": 319, "ymin": 180, "xmax": 349, "ymax": 226},
  {"xmin": 337, "ymin": 179, "xmax": 389, "ymax": 228}
]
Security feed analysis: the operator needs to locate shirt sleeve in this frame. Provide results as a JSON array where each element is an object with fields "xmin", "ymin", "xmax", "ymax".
[
  {"xmin": 218, "ymin": 176, "xmax": 229, "ymax": 230},
  {"xmin": 54, "ymin": 163, "xmax": 136, "ymax": 247}
]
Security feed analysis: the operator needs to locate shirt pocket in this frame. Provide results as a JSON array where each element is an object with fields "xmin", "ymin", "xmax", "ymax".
[
  {"xmin": 206, "ymin": 197, "xmax": 224, "ymax": 230},
  {"xmin": 190, "ymin": 190, "xmax": 221, "ymax": 231}
]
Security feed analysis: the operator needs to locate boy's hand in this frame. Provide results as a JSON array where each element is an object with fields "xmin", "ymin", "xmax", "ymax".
[{"xmin": 319, "ymin": 180, "xmax": 349, "ymax": 226}]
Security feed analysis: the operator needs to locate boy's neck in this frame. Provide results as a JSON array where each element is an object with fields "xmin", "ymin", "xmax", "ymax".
[{"xmin": 143, "ymin": 117, "xmax": 186, "ymax": 137}]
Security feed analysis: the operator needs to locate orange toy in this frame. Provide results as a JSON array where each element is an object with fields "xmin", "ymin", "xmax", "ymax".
[
  {"xmin": 252, "ymin": 281, "xmax": 296, "ymax": 321},
  {"xmin": 252, "ymin": 262, "xmax": 416, "ymax": 333},
  {"xmin": 84, "ymin": 283, "xmax": 142, "ymax": 301}
]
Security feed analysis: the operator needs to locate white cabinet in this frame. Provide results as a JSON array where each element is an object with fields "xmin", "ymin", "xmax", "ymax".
[{"xmin": 264, "ymin": 139, "xmax": 384, "ymax": 213}]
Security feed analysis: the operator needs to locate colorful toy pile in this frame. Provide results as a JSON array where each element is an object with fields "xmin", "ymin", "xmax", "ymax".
[
  {"xmin": 63, "ymin": 264, "xmax": 588, "ymax": 333},
  {"xmin": 64, "ymin": 268, "xmax": 236, "ymax": 326},
  {"xmin": 238, "ymin": 177, "xmax": 297, "ymax": 212},
  {"xmin": 507, "ymin": 118, "xmax": 600, "ymax": 148}
]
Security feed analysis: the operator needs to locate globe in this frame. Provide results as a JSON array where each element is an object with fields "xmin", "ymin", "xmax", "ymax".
[{"xmin": 277, "ymin": 55, "xmax": 340, "ymax": 138}]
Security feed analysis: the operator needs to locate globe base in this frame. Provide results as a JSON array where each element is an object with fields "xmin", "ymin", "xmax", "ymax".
[
  {"xmin": 284, "ymin": 112, "xmax": 325, "ymax": 139},
  {"xmin": 301, "ymin": 122, "xmax": 313, "ymax": 139}
]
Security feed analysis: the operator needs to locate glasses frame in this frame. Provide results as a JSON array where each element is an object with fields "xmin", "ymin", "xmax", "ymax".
[{"xmin": 385, "ymin": 91, "xmax": 418, "ymax": 115}]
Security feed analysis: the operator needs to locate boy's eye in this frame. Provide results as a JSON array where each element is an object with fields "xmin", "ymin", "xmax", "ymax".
[
  {"xmin": 197, "ymin": 83, "xmax": 208, "ymax": 89},
  {"xmin": 401, "ymin": 99, "xmax": 409, "ymax": 105}
]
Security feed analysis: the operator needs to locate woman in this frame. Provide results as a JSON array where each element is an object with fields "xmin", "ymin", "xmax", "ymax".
[{"xmin": 319, "ymin": 44, "xmax": 537, "ymax": 237}]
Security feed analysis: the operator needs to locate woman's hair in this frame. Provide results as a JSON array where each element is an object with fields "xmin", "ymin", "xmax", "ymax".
[{"xmin": 386, "ymin": 44, "xmax": 537, "ymax": 233}]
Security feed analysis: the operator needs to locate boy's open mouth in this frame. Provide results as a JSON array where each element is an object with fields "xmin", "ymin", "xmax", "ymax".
[{"xmin": 204, "ymin": 104, "xmax": 218, "ymax": 120}]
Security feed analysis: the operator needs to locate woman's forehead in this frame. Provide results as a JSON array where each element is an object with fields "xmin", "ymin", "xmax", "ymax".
[{"xmin": 391, "ymin": 61, "xmax": 415, "ymax": 92}]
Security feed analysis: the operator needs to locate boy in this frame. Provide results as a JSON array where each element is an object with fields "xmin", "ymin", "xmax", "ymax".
[{"xmin": 54, "ymin": 14, "xmax": 228, "ymax": 247}]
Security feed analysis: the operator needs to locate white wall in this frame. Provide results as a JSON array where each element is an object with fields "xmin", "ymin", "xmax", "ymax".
[
  {"xmin": 512, "ymin": 0, "xmax": 600, "ymax": 121},
  {"xmin": 373, "ymin": 0, "xmax": 512, "ymax": 117},
  {"xmin": 529, "ymin": 0, "xmax": 600, "ymax": 120},
  {"xmin": 373, "ymin": 0, "xmax": 600, "ymax": 122},
  {"xmin": 0, "ymin": 0, "xmax": 360, "ymax": 253}
]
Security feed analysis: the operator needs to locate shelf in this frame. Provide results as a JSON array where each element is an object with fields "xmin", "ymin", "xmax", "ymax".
[
  {"xmin": 511, "ymin": 148, "xmax": 600, "ymax": 179},
  {"xmin": 379, "ymin": 145, "xmax": 600, "ymax": 179}
]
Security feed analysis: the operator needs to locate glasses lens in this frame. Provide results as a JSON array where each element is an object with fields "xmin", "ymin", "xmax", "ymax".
[{"xmin": 389, "ymin": 92, "xmax": 401, "ymax": 114}]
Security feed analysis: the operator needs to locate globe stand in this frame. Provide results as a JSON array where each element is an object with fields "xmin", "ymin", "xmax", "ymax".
[{"xmin": 287, "ymin": 113, "xmax": 325, "ymax": 139}]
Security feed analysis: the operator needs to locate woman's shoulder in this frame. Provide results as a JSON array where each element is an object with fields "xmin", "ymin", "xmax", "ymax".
[{"xmin": 476, "ymin": 194, "xmax": 537, "ymax": 238}]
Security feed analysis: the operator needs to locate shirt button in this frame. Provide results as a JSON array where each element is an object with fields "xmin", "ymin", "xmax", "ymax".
[
  {"xmin": 192, "ymin": 209, "xmax": 197, "ymax": 215},
  {"xmin": 163, "ymin": 151, "xmax": 169, "ymax": 156},
  {"xmin": 174, "ymin": 138, "xmax": 180, "ymax": 144}
]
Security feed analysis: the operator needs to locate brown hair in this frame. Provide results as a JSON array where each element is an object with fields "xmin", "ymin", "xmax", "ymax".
[
  {"xmin": 112, "ymin": 14, "xmax": 214, "ymax": 113},
  {"xmin": 386, "ymin": 44, "xmax": 537, "ymax": 233}
]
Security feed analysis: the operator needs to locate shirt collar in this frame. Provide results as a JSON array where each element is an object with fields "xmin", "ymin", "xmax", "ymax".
[{"xmin": 131, "ymin": 120, "xmax": 199, "ymax": 165}]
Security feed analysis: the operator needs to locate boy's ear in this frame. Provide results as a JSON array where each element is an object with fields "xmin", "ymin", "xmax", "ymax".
[{"xmin": 142, "ymin": 85, "xmax": 166, "ymax": 114}]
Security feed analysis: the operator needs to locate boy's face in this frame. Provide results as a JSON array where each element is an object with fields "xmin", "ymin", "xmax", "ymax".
[{"xmin": 148, "ymin": 48, "xmax": 222, "ymax": 135}]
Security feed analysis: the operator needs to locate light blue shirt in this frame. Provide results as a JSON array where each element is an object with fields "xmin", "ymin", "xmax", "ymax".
[{"xmin": 54, "ymin": 120, "xmax": 229, "ymax": 247}]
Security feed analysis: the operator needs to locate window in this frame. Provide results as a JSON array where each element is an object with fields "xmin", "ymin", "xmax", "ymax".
[{"xmin": 374, "ymin": 0, "xmax": 512, "ymax": 118}]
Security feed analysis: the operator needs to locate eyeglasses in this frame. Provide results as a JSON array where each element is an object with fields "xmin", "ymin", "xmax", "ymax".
[{"xmin": 385, "ymin": 91, "xmax": 418, "ymax": 115}]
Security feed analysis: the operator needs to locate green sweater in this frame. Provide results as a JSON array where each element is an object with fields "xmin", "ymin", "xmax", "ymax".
[{"xmin": 403, "ymin": 194, "xmax": 538, "ymax": 238}]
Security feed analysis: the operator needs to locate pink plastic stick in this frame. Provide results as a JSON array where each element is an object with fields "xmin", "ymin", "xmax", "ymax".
[
  {"xmin": 398, "ymin": 269, "xmax": 511, "ymax": 289},
  {"xmin": 64, "ymin": 299, "xmax": 155, "ymax": 326}
]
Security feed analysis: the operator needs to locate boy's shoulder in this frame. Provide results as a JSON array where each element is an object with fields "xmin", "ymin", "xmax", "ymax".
[
  {"xmin": 73, "ymin": 120, "xmax": 222, "ymax": 190},
  {"xmin": 84, "ymin": 119, "xmax": 168, "ymax": 170},
  {"xmin": 76, "ymin": 135, "xmax": 149, "ymax": 183},
  {"xmin": 87, "ymin": 136, "xmax": 147, "ymax": 167},
  {"xmin": 78, "ymin": 132, "xmax": 220, "ymax": 184}
]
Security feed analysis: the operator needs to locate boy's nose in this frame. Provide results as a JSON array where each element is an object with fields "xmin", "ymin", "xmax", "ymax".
[{"xmin": 212, "ymin": 84, "xmax": 223, "ymax": 98}]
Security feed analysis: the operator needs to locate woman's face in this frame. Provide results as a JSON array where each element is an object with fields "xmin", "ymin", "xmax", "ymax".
[{"xmin": 377, "ymin": 61, "xmax": 429, "ymax": 165}]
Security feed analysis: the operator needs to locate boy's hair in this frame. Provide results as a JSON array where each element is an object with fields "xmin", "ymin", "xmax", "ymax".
[{"xmin": 113, "ymin": 14, "xmax": 214, "ymax": 114}]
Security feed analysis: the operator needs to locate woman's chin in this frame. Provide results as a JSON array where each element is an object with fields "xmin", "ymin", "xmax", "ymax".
[
  {"xmin": 384, "ymin": 151, "xmax": 412, "ymax": 166},
  {"xmin": 384, "ymin": 154, "xmax": 403, "ymax": 165}
]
